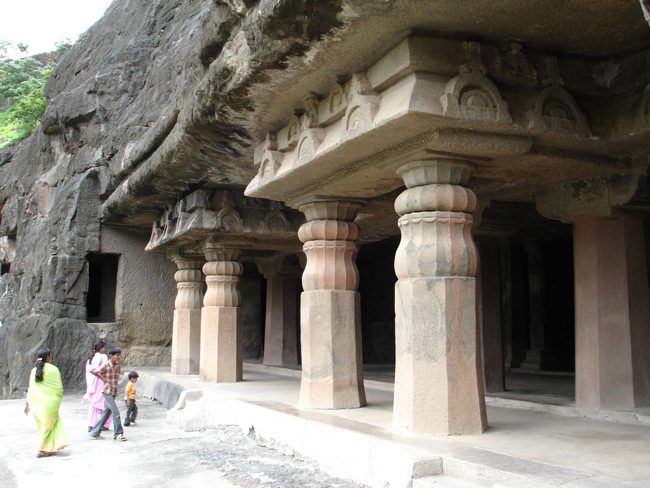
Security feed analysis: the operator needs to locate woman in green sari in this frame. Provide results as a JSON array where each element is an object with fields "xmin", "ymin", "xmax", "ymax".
[{"xmin": 24, "ymin": 348, "xmax": 68, "ymax": 457}]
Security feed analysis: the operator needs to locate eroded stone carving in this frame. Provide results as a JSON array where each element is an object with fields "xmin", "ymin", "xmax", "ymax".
[
  {"xmin": 296, "ymin": 128, "xmax": 326, "ymax": 165},
  {"xmin": 146, "ymin": 188, "xmax": 302, "ymax": 252},
  {"xmin": 635, "ymin": 83, "xmax": 650, "ymax": 127},
  {"xmin": 216, "ymin": 207, "xmax": 243, "ymax": 231},
  {"xmin": 320, "ymin": 81, "xmax": 347, "ymax": 126},
  {"xmin": 492, "ymin": 43, "xmax": 538, "ymax": 86},
  {"xmin": 340, "ymin": 73, "xmax": 380, "ymax": 141},
  {"xmin": 536, "ymin": 173, "xmax": 644, "ymax": 222},
  {"xmin": 263, "ymin": 210, "xmax": 291, "ymax": 233},
  {"xmin": 526, "ymin": 85, "xmax": 591, "ymax": 136},
  {"xmin": 441, "ymin": 60, "xmax": 512, "ymax": 124}
]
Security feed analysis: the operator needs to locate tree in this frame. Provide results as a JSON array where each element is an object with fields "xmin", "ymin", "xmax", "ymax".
[{"xmin": 0, "ymin": 41, "xmax": 56, "ymax": 147}]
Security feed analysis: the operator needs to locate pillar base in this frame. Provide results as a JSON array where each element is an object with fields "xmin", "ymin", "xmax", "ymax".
[
  {"xmin": 299, "ymin": 290, "xmax": 366, "ymax": 409},
  {"xmin": 200, "ymin": 306, "xmax": 243, "ymax": 383},
  {"xmin": 393, "ymin": 277, "xmax": 486, "ymax": 435},
  {"xmin": 171, "ymin": 309, "xmax": 201, "ymax": 375}
]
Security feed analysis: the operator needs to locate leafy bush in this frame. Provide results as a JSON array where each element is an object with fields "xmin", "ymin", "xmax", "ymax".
[{"xmin": 0, "ymin": 41, "xmax": 62, "ymax": 148}]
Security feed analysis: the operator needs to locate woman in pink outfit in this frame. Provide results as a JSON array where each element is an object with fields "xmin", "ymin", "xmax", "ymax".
[{"xmin": 82, "ymin": 340, "xmax": 112, "ymax": 431}]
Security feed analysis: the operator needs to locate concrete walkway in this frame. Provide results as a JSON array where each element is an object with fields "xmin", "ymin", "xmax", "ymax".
[
  {"xmin": 137, "ymin": 363, "xmax": 650, "ymax": 488},
  {"xmin": 0, "ymin": 392, "xmax": 368, "ymax": 488}
]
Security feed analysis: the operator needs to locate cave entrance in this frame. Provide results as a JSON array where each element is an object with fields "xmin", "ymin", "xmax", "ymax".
[{"xmin": 86, "ymin": 253, "xmax": 119, "ymax": 322}]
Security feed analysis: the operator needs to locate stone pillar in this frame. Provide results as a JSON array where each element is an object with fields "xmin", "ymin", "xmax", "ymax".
[
  {"xmin": 257, "ymin": 257, "xmax": 300, "ymax": 367},
  {"xmin": 171, "ymin": 257, "xmax": 204, "ymax": 375},
  {"xmin": 573, "ymin": 214, "xmax": 650, "ymax": 409},
  {"xmin": 297, "ymin": 199, "xmax": 367, "ymax": 409},
  {"xmin": 200, "ymin": 244, "xmax": 243, "ymax": 383},
  {"xmin": 393, "ymin": 158, "xmax": 487, "ymax": 435},
  {"xmin": 520, "ymin": 239, "xmax": 545, "ymax": 371}
]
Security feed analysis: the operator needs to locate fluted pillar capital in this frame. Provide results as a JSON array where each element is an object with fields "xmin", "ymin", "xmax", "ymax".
[
  {"xmin": 202, "ymin": 243, "xmax": 242, "ymax": 308},
  {"xmin": 394, "ymin": 157, "xmax": 478, "ymax": 279},
  {"xmin": 296, "ymin": 198, "xmax": 364, "ymax": 292},
  {"xmin": 203, "ymin": 242, "xmax": 242, "ymax": 263},
  {"xmin": 171, "ymin": 255, "xmax": 205, "ymax": 271},
  {"xmin": 297, "ymin": 199, "xmax": 364, "ymax": 222}
]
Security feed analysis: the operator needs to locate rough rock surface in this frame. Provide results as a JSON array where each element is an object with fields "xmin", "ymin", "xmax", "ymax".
[{"xmin": 0, "ymin": 0, "xmax": 346, "ymax": 399}]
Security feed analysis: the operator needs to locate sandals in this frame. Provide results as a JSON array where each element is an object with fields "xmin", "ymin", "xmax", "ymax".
[{"xmin": 36, "ymin": 451, "xmax": 55, "ymax": 458}]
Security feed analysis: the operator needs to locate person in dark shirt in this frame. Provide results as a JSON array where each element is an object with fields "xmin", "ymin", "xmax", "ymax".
[{"xmin": 88, "ymin": 347, "xmax": 127, "ymax": 441}]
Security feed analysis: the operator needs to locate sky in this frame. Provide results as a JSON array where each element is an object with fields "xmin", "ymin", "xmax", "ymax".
[{"xmin": 2, "ymin": 0, "xmax": 114, "ymax": 56}]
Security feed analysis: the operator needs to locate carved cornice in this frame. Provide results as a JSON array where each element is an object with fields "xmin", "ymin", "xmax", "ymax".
[
  {"xmin": 244, "ymin": 35, "xmax": 650, "ymax": 206},
  {"xmin": 145, "ymin": 188, "xmax": 303, "ymax": 253}
]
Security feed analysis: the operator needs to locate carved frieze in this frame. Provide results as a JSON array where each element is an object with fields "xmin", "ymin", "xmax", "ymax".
[
  {"xmin": 244, "ymin": 35, "xmax": 607, "ymax": 203},
  {"xmin": 145, "ymin": 188, "xmax": 302, "ymax": 252}
]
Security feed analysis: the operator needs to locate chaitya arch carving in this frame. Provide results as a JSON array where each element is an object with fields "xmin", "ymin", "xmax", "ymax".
[
  {"xmin": 340, "ymin": 73, "xmax": 380, "ymax": 142},
  {"xmin": 263, "ymin": 210, "xmax": 291, "ymax": 233},
  {"xmin": 216, "ymin": 208, "xmax": 243, "ymax": 231},
  {"xmin": 526, "ymin": 85, "xmax": 590, "ymax": 137},
  {"xmin": 296, "ymin": 129, "xmax": 325, "ymax": 165},
  {"xmin": 441, "ymin": 64, "xmax": 512, "ymax": 124}
]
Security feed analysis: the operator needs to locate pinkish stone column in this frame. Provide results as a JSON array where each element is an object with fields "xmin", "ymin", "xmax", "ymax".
[
  {"xmin": 200, "ymin": 244, "xmax": 243, "ymax": 383},
  {"xmin": 297, "ymin": 199, "xmax": 367, "ymax": 409},
  {"xmin": 171, "ymin": 257, "xmax": 204, "ymax": 375},
  {"xmin": 257, "ymin": 257, "xmax": 300, "ymax": 366},
  {"xmin": 573, "ymin": 214, "xmax": 650, "ymax": 409},
  {"xmin": 393, "ymin": 158, "xmax": 487, "ymax": 435}
]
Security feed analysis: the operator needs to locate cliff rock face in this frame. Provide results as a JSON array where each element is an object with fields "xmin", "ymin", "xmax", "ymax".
[{"xmin": 0, "ymin": 0, "xmax": 345, "ymax": 398}]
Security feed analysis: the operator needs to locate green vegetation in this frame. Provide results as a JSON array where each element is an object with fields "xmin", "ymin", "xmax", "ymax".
[{"xmin": 0, "ymin": 40, "xmax": 70, "ymax": 148}]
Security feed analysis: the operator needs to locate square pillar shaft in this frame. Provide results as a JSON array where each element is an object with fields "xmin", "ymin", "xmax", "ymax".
[
  {"xmin": 393, "ymin": 159, "xmax": 487, "ymax": 435},
  {"xmin": 297, "ymin": 200, "xmax": 366, "ymax": 409},
  {"xmin": 263, "ymin": 273, "xmax": 299, "ymax": 366},
  {"xmin": 199, "ymin": 246, "xmax": 244, "ymax": 383},
  {"xmin": 171, "ymin": 258, "xmax": 204, "ymax": 375},
  {"xmin": 574, "ymin": 215, "xmax": 650, "ymax": 408},
  {"xmin": 200, "ymin": 306, "xmax": 242, "ymax": 382}
]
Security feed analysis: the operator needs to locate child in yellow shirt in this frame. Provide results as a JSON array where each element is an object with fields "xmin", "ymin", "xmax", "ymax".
[{"xmin": 124, "ymin": 371, "xmax": 138, "ymax": 426}]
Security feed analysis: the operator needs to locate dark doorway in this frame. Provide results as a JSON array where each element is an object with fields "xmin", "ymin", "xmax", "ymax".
[
  {"xmin": 358, "ymin": 237, "xmax": 399, "ymax": 365},
  {"xmin": 0, "ymin": 263, "xmax": 9, "ymax": 275},
  {"xmin": 86, "ymin": 253, "xmax": 119, "ymax": 322}
]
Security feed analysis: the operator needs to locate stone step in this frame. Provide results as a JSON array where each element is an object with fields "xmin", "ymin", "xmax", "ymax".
[{"xmin": 413, "ymin": 475, "xmax": 485, "ymax": 488}]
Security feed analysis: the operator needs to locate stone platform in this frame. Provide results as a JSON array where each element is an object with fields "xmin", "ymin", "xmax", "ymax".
[{"xmin": 135, "ymin": 364, "xmax": 650, "ymax": 488}]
